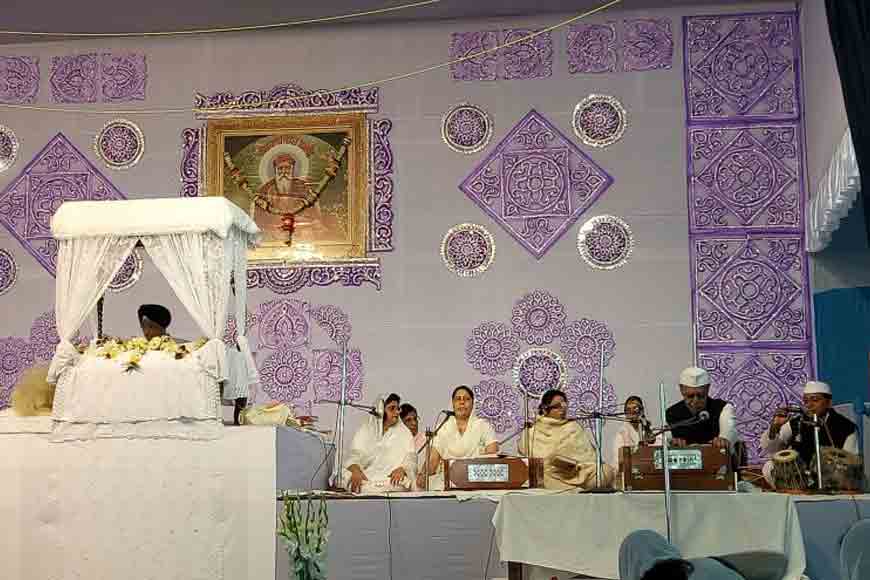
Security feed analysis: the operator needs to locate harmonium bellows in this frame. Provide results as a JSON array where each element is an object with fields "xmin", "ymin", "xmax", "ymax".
[
  {"xmin": 620, "ymin": 445, "xmax": 735, "ymax": 491},
  {"xmin": 443, "ymin": 457, "xmax": 544, "ymax": 491}
]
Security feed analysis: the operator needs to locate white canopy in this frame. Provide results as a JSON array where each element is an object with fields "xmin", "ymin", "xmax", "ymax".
[
  {"xmin": 807, "ymin": 128, "xmax": 861, "ymax": 253},
  {"xmin": 51, "ymin": 197, "xmax": 260, "ymax": 240},
  {"xmin": 47, "ymin": 197, "xmax": 262, "ymax": 410}
]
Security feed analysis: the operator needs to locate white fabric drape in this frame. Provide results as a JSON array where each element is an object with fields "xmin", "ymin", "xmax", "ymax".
[
  {"xmin": 225, "ymin": 228, "xmax": 259, "ymax": 399},
  {"xmin": 47, "ymin": 236, "xmax": 138, "ymax": 384},
  {"xmin": 808, "ymin": 128, "xmax": 862, "ymax": 253},
  {"xmin": 140, "ymin": 232, "xmax": 231, "ymax": 383}
]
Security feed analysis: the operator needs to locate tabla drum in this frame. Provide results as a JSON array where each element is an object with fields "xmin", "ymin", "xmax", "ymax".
[
  {"xmin": 771, "ymin": 449, "xmax": 809, "ymax": 492},
  {"xmin": 817, "ymin": 447, "xmax": 864, "ymax": 493}
]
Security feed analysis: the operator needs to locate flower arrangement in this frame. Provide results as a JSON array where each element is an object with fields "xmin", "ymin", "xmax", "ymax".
[
  {"xmin": 278, "ymin": 492, "xmax": 329, "ymax": 580},
  {"xmin": 88, "ymin": 336, "xmax": 209, "ymax": 373}
]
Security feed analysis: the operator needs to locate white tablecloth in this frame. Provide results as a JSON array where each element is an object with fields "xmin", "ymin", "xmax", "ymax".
[
  {"xmin": 493, "ymin": 492, "xmax": 806, "ymax": 580},
  {"xmin": 52, "ymin": 350, "xmax": 221, "ymax": 440}
]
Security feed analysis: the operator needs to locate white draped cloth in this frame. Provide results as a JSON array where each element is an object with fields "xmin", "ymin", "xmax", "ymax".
[
  {"xmin": 47, "ymin": 198, "xmax": 260, "ymax": 440},
  {"xmin": 808, "ymin": 127, "xmax": 861, "ymax": 253},
  {"xmin": 342, "ymin": 405, "xmax": 416, "ymax": 493}
]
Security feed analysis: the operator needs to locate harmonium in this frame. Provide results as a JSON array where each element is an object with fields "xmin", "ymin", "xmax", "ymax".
[
  {"xmin": 620, "ymin": 445, "xmax": 734, "ymax": 491},
  {"xmin": 443, "ymin": 456, "xmax": 544, "ymax": 491}
]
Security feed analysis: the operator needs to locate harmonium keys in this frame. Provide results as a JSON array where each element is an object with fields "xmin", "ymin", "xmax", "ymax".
[
  {"xmin": 620, "ymin": 445, "xmax": 735, "ymax": 491},
  {"xmin": 443, "ymin": 456, "xmax": 544, "ymax": 491}
]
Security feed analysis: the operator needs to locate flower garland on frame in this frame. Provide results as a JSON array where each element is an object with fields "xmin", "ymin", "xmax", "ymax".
[
  {"xmin": 278, "ymin": 492, "xmax": 329, "ymax": 580},
  {"xmin": 87, "ymin": 336, "xmax": 208, "ymax": 373}
]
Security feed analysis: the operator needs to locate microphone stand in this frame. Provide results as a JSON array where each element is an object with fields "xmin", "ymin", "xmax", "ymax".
[
  {"xmin": 812, "ymin": 413, "xmax": 824, "ymax": 491},
  {"xmin": 569, "ymin": 410, "xmax": 630, "ymax": 492},
  {"xmin": 417, "ymin": 412, "xmax": 451, "ymax": 491},
  {"xmin": 658, "ymin": 381, "xmax": 673, "ymax": 543}
]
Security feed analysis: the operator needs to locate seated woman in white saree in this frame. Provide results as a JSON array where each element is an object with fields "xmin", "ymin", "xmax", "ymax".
[
  {"xmin": 611, "ymin": 395, "xmax": 661, "ymax": 470},
  {"xmin": 519, "ymin": 389, "xmax": 614, "ymax": 490},
  {"xmin": 417, "ymin": 385, "xmax": 498, "ymax": 490},
  {"xmin": 343, "ymin": 393, "xmax": 416, "ymax": 493}
]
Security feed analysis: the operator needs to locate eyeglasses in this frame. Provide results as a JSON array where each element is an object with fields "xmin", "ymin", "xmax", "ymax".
[{"xmin": 682, "ymin": 392, "xmax": 707, "ymax": 400}]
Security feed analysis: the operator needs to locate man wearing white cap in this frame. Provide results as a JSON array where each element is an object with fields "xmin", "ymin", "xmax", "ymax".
[
  {"xmin": 761, "ymin": 380, "xmax": 858, "ymax": 487},
  {"xmin": 665, "ymin": 367, "xmax": 736, "ymax": 450}
]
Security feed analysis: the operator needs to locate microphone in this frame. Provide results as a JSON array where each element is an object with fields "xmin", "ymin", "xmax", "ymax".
[
  {"xmin": 368, "ymin": 408, "xmax": 382, "ymax": 418},
  {"xmin": 698, "ymin": 410, "xmax": 710, "ymax": 422},
  {"xmin": 442, "ymin": 410, "xmax": 456, "ymax": 417},
  {"xmin": 666, "ymin": 410, "xmax": 710, "ymax": 431}
]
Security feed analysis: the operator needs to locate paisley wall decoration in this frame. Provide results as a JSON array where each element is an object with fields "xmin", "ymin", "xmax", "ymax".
[
  {"xmin": 577, "ymin": 215, "xmax": 634, "ymax": 270},
  {"xmin": 94, "ymin": 118, "xmax": 145, "ymax": 170},
  {"xmin": 441, "ymin": 103, "xmax": 493, "ymax": 154},
  {"xmin": 440, "ymin": 223, "xmax": 495, "ymax": 277},
  {"xmin": 572, "ymin": 94, "xmax": 628, "ymax": 149}
]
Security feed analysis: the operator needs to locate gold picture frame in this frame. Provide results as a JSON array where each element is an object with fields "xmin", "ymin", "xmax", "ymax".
[{"xmin": 206, "ymin": 113, "xmax": 369, "ymax": 264}]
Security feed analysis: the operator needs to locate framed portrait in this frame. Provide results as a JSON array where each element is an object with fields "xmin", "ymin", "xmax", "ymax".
[{"xmin": 205, "ymin": 113, "xmax": 369, "ymax": 264}]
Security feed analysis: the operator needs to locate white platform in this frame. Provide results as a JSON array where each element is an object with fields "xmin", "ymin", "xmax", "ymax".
[{"xmin": 0, "ymin": 424, "xmax": 329, "ymax": 580}]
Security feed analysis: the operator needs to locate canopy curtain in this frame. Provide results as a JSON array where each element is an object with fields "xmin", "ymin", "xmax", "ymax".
[
  {"xmin": 48, "ymin": 236, "xmax": 139, "ymax": 384},
  {"xmin": 808, "ymin": 128, "xmax": 861, "ymax": 252},
  {"xmin": 139, "ymin": 232, "xmax": 231, "ymax": 384},
  {"xmin": 225, "ymin": 228, "xmax": 259, "ymax": 399},
  {"xmin": 826, "ymin": 0, "xmax": 870, "ymax": 243}
]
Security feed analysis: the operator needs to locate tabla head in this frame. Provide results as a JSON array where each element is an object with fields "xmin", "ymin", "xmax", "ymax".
[{"xmin": 773, "ymin": 449, "xmax": 799, "ymax": 464}]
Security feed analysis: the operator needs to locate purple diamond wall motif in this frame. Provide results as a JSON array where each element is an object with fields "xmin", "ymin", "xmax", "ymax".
[
  {"xmin": 100, "ymin": 53, "xmax": 147, "ymax": 102},
  {"xmin": 50, "ymin": 54, "xmax": 99, "ymax": 103},
  {"xmin": 0, "ymin": 133, "xmax": 128, "ymax": 276},
  {"xmin": 688, "ymin": 124, "xmax": 802, "ymax": 232},
  {"xmin": 623, "ymin": 18, "xmax": 674, "ymax": 72},
  {"xmin": 567, "ymin": 23, "xmax": 618, "ymax": 74},
  {"xmin": 500, "ymin": 29, "xmax": 553, "ymax": 80},
  {"xmin": 692, "ymin": 236, "xmax": 810, "ymax": 346},
  {"xmin": 459, "ymin": 110, "xmax": 613, "ymax": 259},
  {"xmin": 700, "ymin": 349, "xmax": 811, "ymax": 463},
  {"xmin": 0, "ymin": 56, "xmax": 39, "ymax": 104},
  {"xmin": 249, "ymin": 298, "xmax": 366, "ymax": 408},
  {"xmin": 450, "ymin": 31, "xmax": 499, "ymax": 81},
  {"xmin": 685, "ymin": 13, "xmax": 799, "ymax": 122}
]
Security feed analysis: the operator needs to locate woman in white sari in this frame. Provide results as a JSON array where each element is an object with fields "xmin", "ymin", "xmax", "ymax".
[
  {"xmin": 611, "ymin": 396, "xmax": 660, "ymax": 470},
  {"xmin": 519, "ymin": 389, "xmax": 614, "ymax": 490},
  {"xmin": 343, "ymin": 393, "xmax": 416, "ymax": 493},
  {"xmin": 417, "ymin": 385, "xmax": 498, "ymax": 489}
]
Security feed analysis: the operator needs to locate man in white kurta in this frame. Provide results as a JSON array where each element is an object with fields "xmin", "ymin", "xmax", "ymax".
[{"xmin": 343, "ymin": 394, "xmax": 416, "ymax": 493}]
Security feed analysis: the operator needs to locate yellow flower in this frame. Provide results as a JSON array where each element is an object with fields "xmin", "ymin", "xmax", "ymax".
[
  {"xmin": 128, "ymin": 353, "xmax": 142, "ymax": 365},
  {"xmin": 193, "ymin": 338, "xmax": 208, "ymax": 350},
  {"xmin": 108, "ymin": 346, "xmax": 122, "ymax": 359},
  {"xmin": 161, "ymin": 341, "xmax": 179, "ymax": 354},
  {"xmin": 148, "ymin": 336, "xmax": 164, "ymax": 350}
]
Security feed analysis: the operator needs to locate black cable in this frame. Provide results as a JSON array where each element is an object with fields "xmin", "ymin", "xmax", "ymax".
[{"xmin": 307, "ymin": 400, "xmax": 341, "ymax": 491}]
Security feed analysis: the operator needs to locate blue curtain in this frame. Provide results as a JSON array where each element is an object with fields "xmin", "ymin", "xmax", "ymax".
[{"xmin": 814, "ymin": 287, "xmax": 870, "ymax": 404}]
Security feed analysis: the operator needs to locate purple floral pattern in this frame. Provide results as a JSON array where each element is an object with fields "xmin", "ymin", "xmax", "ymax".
[
  {"xmin": 311, "ymin": 348, "xmax": 363, "ymax": 402},
  {"xmin": 565, "ymin": 374, "xmax": 618, "ymax": 428},
  {"xmin": 567, "ymin": 23, "xmax": 618, "ymax": 74},
  {"xmin": 511, "ymin": 290, "xmax": 567, "ymax": 346},
  {"xmin": 311, "ymin": 304, "xmax": 352, "ymax": 347},
  {"xmin": 700, "ymin": 349, "xmax": 810, "ymax": 463},
  {"xmin": 441, "ymin": 223, "xmax": 495, "ymax": 277},
  {"xmin": 179, "ymin": 126, "xmax": 204, "ymax": 198},
  {"xmin": 254, "ymin": 299, "xmax": 310, "ymax": 350},
  {"xmin": 107, "ymin": 251, "xmax": 142, "ymax": 293},
  {"xmin": 100, "ymin": 53, "xmax": 147, "ymax": 102},
  {"xmin": 450, "ymin": 31, "xmax": 499, "ymax": 81},
  {"xmin": 0, "ymin": 337, "xmax": 35, "ymax": 408},
  {"xmin": 459, "ymin": 110, "xmax": 613, "ymax": 259},
  {"xmin": 513, "ymin": 348, "xmax": 568, "ymax": 396},
  {"xmin": 194, "ymin": 81, "xmax": 379, "ymax": 116},
  {"xmin": 246, "ymin": 263, "xmax": 382, "ymax": 293},
  {"xmin": 0, "ymin": 133, "xmax": 127, "ymax": 276},
  {"xmin": 50, "ymin": 54, "xmax": 99, "ymax": 103},
  {"xmin": 442, "ymin": 104, "xmax": 493, "ymax": 155},
  {"xmin": 685, "ymin": 13, "xmax": 799, "ymax": 122},
  {"xmin": 688, "ymin": 124, "xmax": 801, "ymax": 232},
  {"xmin": 0, "ymin": 56, "xmax": 39, "ymax": 104},
  {"xmin": 500, "ymin": 29, "xmax": 553, "ymax": 80},
  {"xmin": 473, "ymin": 379, "xmax": 522, "ymax": 433},
  {"xmin": 572, "ymin": 95, "xmax": 628, "ymax": 149},
  {"xmin": 369, "ymin": 118, "xmax": 395, "ymax": 252},
  {"xmin": 0, "ymin": 248, "xmax": 16, "ymax": 296},
  {"xmin": 693, "ymin": 236, "xmax": 809, "ymax": 346},
  {"xmin": 466, "ymin": 321, "xmax": 520, "ymax": 376},
  {"xmin": 260, "ymin": 349, "xmax": 311, "ymax": 402},
  {"xmin": 28, "ymin": 310, "xmax": 62, "ymax": 361},
  {"xmin": 0, "ymin": 124, "xmax": 20, "ymax": 173},
  {"xmin": 577, "ymin": 215, "xmax": 634, "ymax": 270},
  {"xmin": 560, "ymin": 318, "xmax": 616, "ymax": 373},
  {"xmin": 94, "ymin": 119, "xmax": 145, "ymax": 170},
  {"xmin": 623, "ymin": 18, "xmax": 674, "ymax": 72}
]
